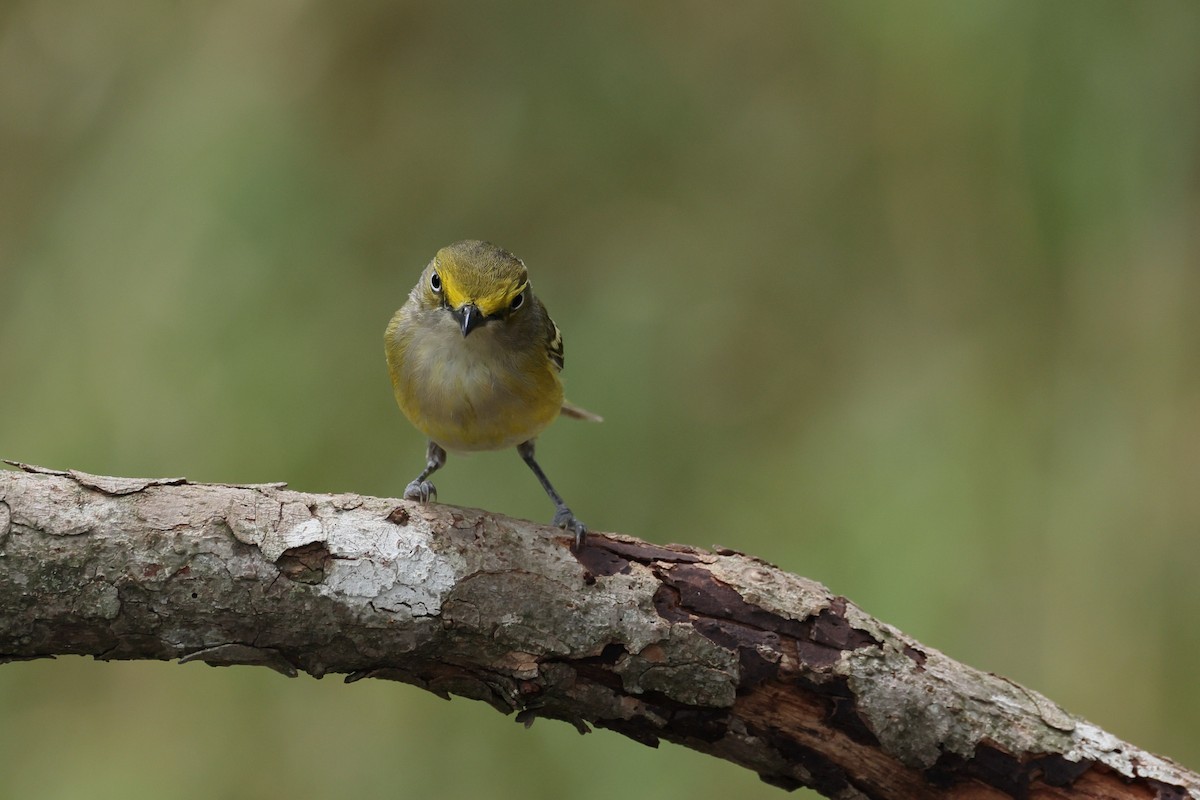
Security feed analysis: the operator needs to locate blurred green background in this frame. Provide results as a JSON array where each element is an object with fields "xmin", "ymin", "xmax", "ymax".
[{"xmin": 2, "ymin": 2, "xmax": 1199, "ymax": 797}]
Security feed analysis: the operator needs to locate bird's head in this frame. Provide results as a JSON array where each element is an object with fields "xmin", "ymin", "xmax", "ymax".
[{"xmin": 419, "ymin": 240, "xmax": 532, "ymax": 336}]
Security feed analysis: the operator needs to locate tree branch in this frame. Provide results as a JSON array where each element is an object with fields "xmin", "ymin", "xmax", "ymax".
[{"xmin": 0, "ymin": 463, "xmax": 1195, "ymax": 798}]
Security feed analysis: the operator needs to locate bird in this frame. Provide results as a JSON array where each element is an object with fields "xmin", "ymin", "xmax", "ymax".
[{"xmin": 384, "ymin": 240, "xmax": 600, "ymax": 550}]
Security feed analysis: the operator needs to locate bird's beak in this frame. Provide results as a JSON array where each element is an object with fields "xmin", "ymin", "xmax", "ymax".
[{"xmin": 455, "ymin": 303, "xmax": 485, "ymax": 337}]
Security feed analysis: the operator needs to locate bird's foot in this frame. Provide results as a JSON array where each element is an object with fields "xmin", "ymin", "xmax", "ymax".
[
  {"xmin": 404, "ymin": 480, "xmax": 437, "ymax": 503},
  {"xmin": 553, "ymin": 507, "xmax": 587, "ymax": 551}
]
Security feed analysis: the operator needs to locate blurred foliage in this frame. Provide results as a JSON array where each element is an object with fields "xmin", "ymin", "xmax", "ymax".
[{"xmin": 2, "ymin": 2, "xmax": 1199, "ymax": 797}]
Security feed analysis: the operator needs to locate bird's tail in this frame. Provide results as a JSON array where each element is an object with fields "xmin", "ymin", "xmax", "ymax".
[{"xmin": 561, "ymin": 401, "xmax": 603, "ymax": 423}]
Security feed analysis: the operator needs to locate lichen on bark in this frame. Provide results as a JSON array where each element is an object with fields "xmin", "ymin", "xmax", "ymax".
[{"xmin": 1, "ymin": 463, "xmax": 1196, "ymax": 799}]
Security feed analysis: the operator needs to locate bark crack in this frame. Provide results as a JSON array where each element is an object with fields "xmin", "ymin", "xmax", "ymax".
[
  {"xmin": 0, "ymin": 465, "xmax": 1195, "ymax": 800},
  {"xmin": 0, "ymin": 500, "xmax": 11, "ymax": 546}
]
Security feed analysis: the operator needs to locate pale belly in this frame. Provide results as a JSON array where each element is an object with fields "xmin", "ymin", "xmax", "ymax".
[{"xmin": 394, "ymin": 330, "xmax": 563, "ymax": 452}]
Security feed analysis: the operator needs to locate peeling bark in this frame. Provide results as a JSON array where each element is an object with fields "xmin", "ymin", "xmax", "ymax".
[{"xmin": 0, "ymin": 463, "xmax": 1196, "ymax": 799}]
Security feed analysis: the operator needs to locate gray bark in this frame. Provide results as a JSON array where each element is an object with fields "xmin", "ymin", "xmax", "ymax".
[{"xmin": 1, "ymin": 463, "xmax": 1196, "ymax": 799}]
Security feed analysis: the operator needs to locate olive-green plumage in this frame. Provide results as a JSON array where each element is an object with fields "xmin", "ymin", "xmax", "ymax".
[{"xmin": 384, "ymin": 240, "xmax": 597, "ymax": 548}]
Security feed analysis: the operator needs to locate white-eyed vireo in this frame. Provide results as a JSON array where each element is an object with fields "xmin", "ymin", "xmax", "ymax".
[{"xmin": 384, "ymin": 240, "xmax": 600, "ymax": 549}]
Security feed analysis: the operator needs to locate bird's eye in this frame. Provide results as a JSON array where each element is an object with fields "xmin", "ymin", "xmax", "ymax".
[
  {"xmin": 510, "ymin": 291, "xmax": 525, "ymax": 311},
  {"xmin": 429, "ymin": 272, "xmax": 442, "ymax": 293}
]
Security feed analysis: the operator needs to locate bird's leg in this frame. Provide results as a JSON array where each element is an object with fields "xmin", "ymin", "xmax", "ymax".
[
  {"xmin": 516, "ymin": 439, "xmax": 587, "ymax": 550},
  {"xmin": 404, "ymin": 440, "xmax": 446, "ymax": 503}
]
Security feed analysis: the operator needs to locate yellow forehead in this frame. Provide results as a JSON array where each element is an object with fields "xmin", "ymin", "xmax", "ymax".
[
  {"xmin": 434, "ymin": 243, "xmax": 528, "ymax": 316},
  {"xmin": 441, "ymin": 278, "xmax": 521, "ymax": 316}
]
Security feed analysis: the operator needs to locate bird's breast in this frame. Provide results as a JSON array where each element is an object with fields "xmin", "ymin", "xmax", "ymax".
[{"xmin": 390, "ymin": 318, "xmax": 563, "ymax": 452}]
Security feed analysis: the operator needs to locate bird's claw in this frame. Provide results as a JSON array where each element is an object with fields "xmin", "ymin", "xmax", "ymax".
[
  {"xmin": 553, "ymin": 507, "xmax": 587, "ymax": 550},
  {"xmin": 404, "ymin": 480, "xmax": 437, "ymax": 503}
]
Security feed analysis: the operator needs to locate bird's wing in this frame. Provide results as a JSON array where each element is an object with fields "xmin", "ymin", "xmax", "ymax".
[
  {"xmin": 546, "ymin": 317, "xmax": 565, "ymax": 371},
  {"xmin": 545, "ymin": 313, "xmax": 601, "ymax": 421}
]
